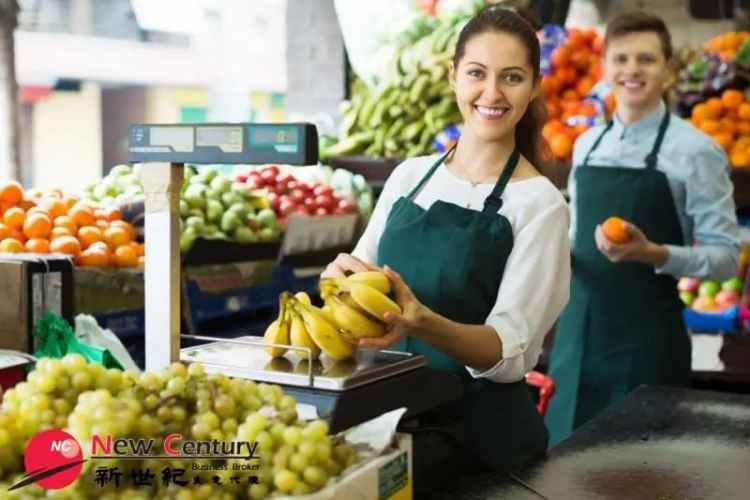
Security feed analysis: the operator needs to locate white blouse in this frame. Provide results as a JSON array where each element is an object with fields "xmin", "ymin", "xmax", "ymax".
[{"xmin": 353, "ymin": 154, "xmax": 571, "ymax": 383}]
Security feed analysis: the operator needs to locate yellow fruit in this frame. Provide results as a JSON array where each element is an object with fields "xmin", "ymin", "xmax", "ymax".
[
  {"xmin": 264, "ymin": 293, "xmax": 291, "ymax": 357},
  {"xmin": 347, "ymin": 283, "xmax": 401, "ymax": 322},
  {"xmin": 290, "ymin": 310, "xmax": 321, "ymax": 360},
  {"xmin": 294, "ymin": 291, "xmax": 312, "ymax": 305},
  {"xmin": 294, "ymin": 301, "xmax": 355, "ymax": 360},
  {"xmin": 327, "ymin": 295, "xmax": 385, "ymax": 339},
  {"xmin": 345, "ymin": 271, "xmax": 391, "ymax": 294}
]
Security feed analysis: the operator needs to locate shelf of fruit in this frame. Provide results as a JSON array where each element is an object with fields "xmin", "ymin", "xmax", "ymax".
[
  {"xmin": 0, "ymin": 355, "xmax": 362, "ymax": 498},
  {"xmin": 0, "ymin": 180, "xmax": 143, "ymax": 268}
]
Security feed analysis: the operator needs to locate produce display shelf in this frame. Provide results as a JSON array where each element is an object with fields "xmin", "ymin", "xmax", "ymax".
[{"xmin": 181, "ymin": 238, "xmax": 282, "ymax": 266}]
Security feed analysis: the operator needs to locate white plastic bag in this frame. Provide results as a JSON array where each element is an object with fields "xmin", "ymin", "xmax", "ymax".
[{"xmin": 74, "ymin": 314, "xmax": 141, "ymax": 373}]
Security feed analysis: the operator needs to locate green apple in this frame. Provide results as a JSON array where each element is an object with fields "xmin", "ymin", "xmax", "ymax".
[
  {"xmin": 221, "ymin": 192, "xmax": 243, "ymax": 208},
  {"xmin": 206, "ymin": 200, "xmax": 223, "ymax": 223},
  {"xmin": 698, "ymin": 280, "xmax": 721, "ymax": 298},
  {"xmin": 179, "ymin": 200, "xmax": 190, "ymax": 216},
  {"xmin": 185, "ymin": 216, "xmax": 206, "ymax": 234},
  {"xmin": 257, "ymin": 227, "xmax": 277, "ymax": 242},
  {"xmin": 722, "ymin": 276, "xmax": 743, "ymax": 293},
  {"xmin": 228, "ymin": 202, "xmax": 248, "ymax": 219},
  {"xmin": 109, "ymin": 164, "xmax": 131, "ymax": 177},
  {"xmin": 184, "ymin": 184, "xmax": 207, "ymax": 209},
  {"xmin": 679, "ymin": 291, "xmax": 695, "ymax": 306},
  {"xmin": 220, "ymin": 212, "xmax": 241, "ymax": 233},
  {"xmin": 234, "ymin": 226, "xmax": 258, "ymax": 243},
  {"xmin": 180, "ymin": 227, "xmax": 197, "ymax": 252},
  {"xmin": 210, "ymin": 175, "xmax": 232, "ymax": 194},
  {"xmin": 256, "ymin": 208, "xmax": 277, "ymax": 227}
]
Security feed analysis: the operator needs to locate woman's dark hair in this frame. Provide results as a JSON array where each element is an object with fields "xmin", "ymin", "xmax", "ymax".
[
  {"xmin": 605, "ymin": 11, "xmax": 672, "ymax": 60},
  {"xmin": 453, "ymin": 5, "xmax": 553, "ymax": 176}
]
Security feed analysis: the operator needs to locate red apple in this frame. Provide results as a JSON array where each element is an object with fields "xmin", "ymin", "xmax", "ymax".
[
  {"xmin": 677, "ymin": 277, "xmax": 700, "ymax": 293},
  {"xmin": 715, "ymin": 289, "xmax": 740, "ymax": 309},
  {"xmin": 279, "ymin": 199, "xmax": 297, "ymax": 216},
  {"xmin": 286, "ymin": 180, "xmax": 299, "ymax": 191},
  {"xmin": 314, "ymin": 207, "xmax": 329, "ymax": 216},
  {"xmin": 337, "ymin": 199, "xmax": 356, "ymax": 213},
  {"xmin": 315, "ymin": 194, "xmax": 334, "ymax": 210},
  {"xmin": 263, "ymin": 165, "xmax": 280, "ymax": 176},
  {"xmin": 294, "ymin": 205, "xmax": 312, "ymax": 216},
  {"xmin": 235, "ymin": 173, "xmax": 248, "ymax": 183},
  {"xmin": 290, "ymin": 189, "xmax": 306, "ymax": 203},
  {"xmin": 313, "ymin": 185, "xmax": 333, "ymax": 197},
  {"xmin": 267, "ymin": 192, "xmax": 280, "ymax": 212},
  {"xmin": 260, "ymin": 169, "xmax": 277, "ymax": 184}
]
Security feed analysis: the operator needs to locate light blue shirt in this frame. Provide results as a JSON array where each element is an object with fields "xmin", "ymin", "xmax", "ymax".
[{"xmin": 569, "ymin": 101, "xmax": 740, "ymax": 280}]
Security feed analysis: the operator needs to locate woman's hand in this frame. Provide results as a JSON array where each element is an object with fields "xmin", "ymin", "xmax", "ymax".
[
  {"xmin": 321, "ymin": 253, "xmax": 378, "ymax": 278},
  {"xmin": 595, "ymin": 223, "xmax": 668, "ymax": 266},
  {"xmin": 358, "ymin": 266, "xmax": 431, "ymax": 350}
]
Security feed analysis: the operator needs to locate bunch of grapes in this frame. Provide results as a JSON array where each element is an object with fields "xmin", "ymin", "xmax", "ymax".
[{"xmin": 0, "ymin": 356, "xmax": 359, "ymax": 499}]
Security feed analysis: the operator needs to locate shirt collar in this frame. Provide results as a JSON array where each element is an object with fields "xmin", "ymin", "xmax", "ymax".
[{"xmin": 611, "ymin": 101, "xmax": 666, "ymax": 140}]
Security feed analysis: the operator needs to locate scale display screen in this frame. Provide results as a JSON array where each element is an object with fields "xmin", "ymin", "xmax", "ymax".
[
  {"xmin": 128, "ymin": 122, "xmax": 317, "ymax": 165},
  {"xmin": 249, "ymin": 125, "xmax": 299, "ymax": 154}
]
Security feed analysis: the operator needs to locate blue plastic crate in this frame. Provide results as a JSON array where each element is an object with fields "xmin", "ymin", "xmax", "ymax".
[
  {"xmin": 93, "ymin": 309, "xmax": 145, "ymax": 340},
  {"xmin": 682, "ymin": 304, "xmax": 739, "ymax": 333}
]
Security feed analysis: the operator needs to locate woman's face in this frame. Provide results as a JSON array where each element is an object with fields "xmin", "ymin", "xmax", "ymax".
[
  {"xmin": 450, "ymin": 31, "xmax": 538, "ymax": 143},
  {"xmin": 604, "ymin": 31, "xmax": 670, "ymax": 113}
]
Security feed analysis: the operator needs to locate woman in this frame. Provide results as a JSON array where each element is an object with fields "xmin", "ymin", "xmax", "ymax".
[
  {"xmin": 322, "ymin": 5, "xmax": 570, "ymax": 494},
  {"xmin": 546, "ymin": 12, "xmax": 740, "ymax": 446}
]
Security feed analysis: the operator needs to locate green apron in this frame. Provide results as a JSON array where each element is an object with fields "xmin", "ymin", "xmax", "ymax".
[
  {"xmin": 377, "ymin": 148, "xmax": 548, "ymax": 485},
  {"xmin": 546, "ymin": 110, "xmax": 691, "ymax": 446}
]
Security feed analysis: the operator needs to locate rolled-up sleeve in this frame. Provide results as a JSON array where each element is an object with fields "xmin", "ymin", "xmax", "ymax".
[
  {"xmin": 655, "ymin": 143, "xmax": 740, "ymax": 280},
  {"xmin": 467, "ymin": 200, "xmax": 572, "ymax": 383}
]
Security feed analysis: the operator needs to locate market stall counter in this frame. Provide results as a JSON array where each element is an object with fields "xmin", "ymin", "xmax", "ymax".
[{"xmin": 434, "ymin": 385, "xmax": 750, "ymax": 500}]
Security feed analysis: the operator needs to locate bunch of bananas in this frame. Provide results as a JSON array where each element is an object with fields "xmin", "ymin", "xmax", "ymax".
[
  {"xmin": 263, "ymin": 271, "xmax": 402, "ymax": 361},
  {"xmin": 321, "ymin": 10, "xmax": 478, "ymax": 160}
]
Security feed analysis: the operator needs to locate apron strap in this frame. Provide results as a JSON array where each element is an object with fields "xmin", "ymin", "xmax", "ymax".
[
  {"xmin": 644, "ymin": 110, "xmax": 671, "ymax": 170},
  {"xmin": 482, "ymin": 149, "xmax": 520, "ymax": 213},
  {"xmin": 406, "ymin": 146, "xmax": 455, "ymax": 200},
  {"xmin": 582, "ymin": 120, "xmax": 613, "ymax": 167}
]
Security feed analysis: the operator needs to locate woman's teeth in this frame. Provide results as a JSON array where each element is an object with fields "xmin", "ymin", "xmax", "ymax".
[
  {"xmin": 475, "ymin": 105, "xmax": 506, "ymax": 117},
  {"xmin": 622, "ymin": 81, "xmax": 644, "ymax": 89}
]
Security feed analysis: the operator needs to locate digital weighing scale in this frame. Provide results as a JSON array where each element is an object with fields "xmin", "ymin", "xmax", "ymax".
[{"xmin": 128, "ymin": 122, "xmax": 463, "ymax": 431}]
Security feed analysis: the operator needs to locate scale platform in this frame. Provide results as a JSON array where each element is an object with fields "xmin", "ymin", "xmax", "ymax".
[
  {"xmin": 180, "ymin": 336, "xmax": 464, "ymax": 433},
  {"xmin": 180, "ymin": 335, "xmax": 426, "ymax": 391}
]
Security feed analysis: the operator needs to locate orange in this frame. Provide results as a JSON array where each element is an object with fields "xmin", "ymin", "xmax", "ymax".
[
  {"xmin": 110, "ymin": 220, "xmax": 135, "ymax": 240},
  {"xmin": 18, "ymin": 198, "xmax": 35, "ymax": 211},
  {"xmin": 93, "ymin": 209, "xmax": 106, "ymax": 220},
  {"xmin": 602, "ymin": 216, "xmax": 632, "ymax": 244},
  {"xmin": 39, "ymin": 198, "xmax": 67, "ymax": 219},
  {"xmin": 700, "ymin": 119, "xmax": 721, "ymax": 134},
  {"xmin": 62, "ymin": 195, "xmax": 79, "ymax": 210},
  {"xmin": 49, "ymin": 236, "xmax": 81, "ymax": 257},
  {"xmin": 53, "ymin": 215, "xmax": 77, "ymax": 234},
  {"xmin": 129, "ymin": 241, "xmax": 145, "ymax": 257},
  {"xmin": 22, "ymin": 212, "xmax": 51, "ymax": 239},
  {"xmin": 103, "ymin": 207, "xmax": 122, "ymax": 222},
  {"xmin": 739, "ymin": 103, "xmax": 750, "ymax": 121},
  {"xmin": 712, "ymin": 132, "xmax": 733, "ymax": 150},
  {"xmin": 0, "ymin": 200, "xmax": 14, "ymax": 215},
  {"xmin": 739, "ymin": 122, "xmax": 750, "ymax": 136},
  {"xmin": 550, "ymin": 46, "xmax": 571, "ymax": 68},
  {"xmin": 3, "ymin": 207, "xmax": 24, "ymax": 229},
  {"xmin": 542, "ymin": 120, "xmax": 565, "ymax": 141},
  {"xmin": 22, "ymin": 212, "xmax": 48, "ymax": 238},
  {"xmin": 68, "ymin": 202, "xmax": 96, "ymax": 227},
  {"xmin": 103, "ymin": 226, "xmax": 131, "ymax": 249},
  {"xmin": 0, "ymin": 181, "xmax": 23, "ymax": 206},
  {"xmin": 540, "ymin": 75, "xmax": 561, "ymax": 96},
  {"xmin": 138, "ymin": 256, "xmax": 145, "ymax": 268},
  {"xmin": 50, "ymin": 227, "xmax": 72, "ymax": 240},
  {"xmin": 25, "ymin": 188, "xmax": 43, "ymax": 200},
  {"xmin": 706, "ymin": 97, "xmax": 724, "ymax": 118},
  {"xmin": 557, "ymin": 67, "xmax": 577, "ymax": 84},
  {"xmin": 546, "ymin": 99, "xmax": 562, "ymax": 119},
  {"xmin": 731, "ymin": 150, "xmax": 750, "ymax": 167},
  {"xmin": 719, "ymin": 118, "xmax": 737, "ymax": 135},
  {"xmin": 0, "ymin": 238, "xmax": 24, "ymax": 253},
  {"xmin": 8, "ymin": 228, "xmax": 24, "ymax": 243},
  {"xmin": 570, "ymin": 51, "xmax": 590, "ymax": 72},
  {"xmin": 113, "ymin": 245, "xmax": 138, "ymax": 268},
  {"xmin": 578, "ymin": 102, "xmax": 597, "ymax": 116},
  {"xmin": 0, "ymin": 222, "xmax": 9, "ymax": 240},
  {"xmin": 76, "ymin": 248, "xmax": 109, "ymax": 268},
  {"xmin": 561, "ymin": 88, "xmax": 580, "ymax": 102},
  {"xmin": 25, "ymin": 238, "xmax": 50, "ymax": 253},
  {"xmin": 77, "ymin": 226, "xmax": 103, "ymax": 249},
  {"xmin": 96, "ymin": 219, "xmax": 109, "ymax": 231},
  {"xmin": 576, "ymin": 76, "xmax": 595, "ymax": 97},
  {"xmin": 722, "ymin": 89, "xmax": 744, "ymax": 109},
  {"xmin": 549, "ymin": 132, "xmax": 573, "ymax": 159}
]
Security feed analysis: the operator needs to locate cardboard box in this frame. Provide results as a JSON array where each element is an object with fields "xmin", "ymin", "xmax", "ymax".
[
  {"xmin": 280, "ymin": 433, "xmax": 412, "ymax": 500},
  {"xmin": 0, "ymin": 254, "xmax": 74, "ymax": 352}
]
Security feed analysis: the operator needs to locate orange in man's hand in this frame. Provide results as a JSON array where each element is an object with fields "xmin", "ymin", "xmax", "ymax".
[{"xmin": 602, "ymin": 216, "xmax": 632, "ymax": 244}]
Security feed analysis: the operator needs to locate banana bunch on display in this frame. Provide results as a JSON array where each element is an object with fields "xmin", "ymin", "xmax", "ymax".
[
  {"xmin": 263, "ymin": 272, "xmax": 402, "ymax": 361},
  {"xmin": 321, "ymin": 11, "xmax": 475, "ymax": 160}
]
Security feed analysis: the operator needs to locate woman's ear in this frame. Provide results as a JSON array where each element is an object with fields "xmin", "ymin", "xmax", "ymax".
[{"xmin": 530, "ymin": 77, "xmax": 541, "ymax": 102}]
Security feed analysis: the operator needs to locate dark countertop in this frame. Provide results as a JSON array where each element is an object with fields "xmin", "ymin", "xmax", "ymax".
[{"xmin": 435, "ymin": 386, "xmax": 750, "ymax": 500}]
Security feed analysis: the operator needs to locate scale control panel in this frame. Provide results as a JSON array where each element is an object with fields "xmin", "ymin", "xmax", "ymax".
[{"xmin": 128, "ymin": 122, "xmax": 318, "ymax": 165}]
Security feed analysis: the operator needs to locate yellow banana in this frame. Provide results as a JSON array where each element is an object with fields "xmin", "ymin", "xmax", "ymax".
[
  {"xmin": 264, "ymin": 293, "xmax": 291, "ymax": 357},
  {"xmin": 294, "ymin": 291, "xmax": 312, "ymax": 305},
  {"xmin": 347, "ymin": 282, "xmax": 402, "ymax": 322},
  {"xmin": 327, "ymin": 295, "xmax": 386, "ymax": 339},
  {"xmin": 294, "ymin": 301, "xmax": 355, "ymax": 360},
  {"xmin": 345, "ymin": 271, "xmax": 391, "ymax": 294},
  {"xmin": 290, "ymin": 309, "xmax": 321, "ymax": 360}
]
